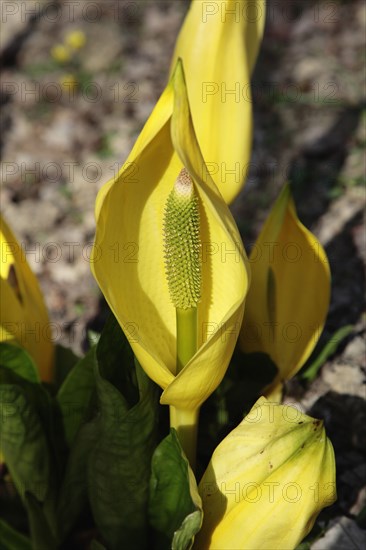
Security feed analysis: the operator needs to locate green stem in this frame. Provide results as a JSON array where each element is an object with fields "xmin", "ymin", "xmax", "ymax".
[
  {"xmin": 172, "ymin": 307, "xmax": 199, "ymax": 468},
  {"xmin": 170, "ymin": 407, "xmax": 199, "ymax": 471},
  {"xmin": 176, "ymin": 307, "xmax": 197, "ymax": 374}
]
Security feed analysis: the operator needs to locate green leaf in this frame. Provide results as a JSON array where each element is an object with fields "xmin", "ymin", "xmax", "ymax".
[
  {"xmin": 96, "ymin": 313, "xmax": 139, "ymax": 407},
  {"xmin": 57, "ymin": 346, "xmax": 97, "ymax": 447},
  {"xmin": 301, "ymin": 325, "xmax": 354, "ymax": 382},
  {"xmin": 0, "ymin": 343, "xmax": 40, "ymax": 384},
  {"xmin": 0, "ymin": 361, "xmax": 67, "ymax": 489},
  {"xmin": 0, "ymin": 519, "xmax": 32, "ymax": 550},
  {"xmin": 56, "ymin": 418, "xmax": 101, "ymax": 540},
  {"xmin": 0, "ymin": 367, "xmax": 63, "ymax": 544},
  {"xmin": 88, "ymin": 326, "xmax": 158, "ymax": 550},
  {"xmin": 172, "ymin": 512, "xmax": 203, "ymax": 550},
  {"xmin": 0, "ymin": 385, "xmax": 50, "ymax": 503},
  {"xmin": 25, "ymin": 493, "xmax": 58, "ymax": 550},
  {"xmin": 148, "ymin": 430, "xmax": 203, "ymax": 550},
  {"xmin": 53, "ymin": 344, "xmax": 80, "ymax": 389},
  {"xmin": 59, "ymin": 313, "xmax": 159, "ymax": 547}
]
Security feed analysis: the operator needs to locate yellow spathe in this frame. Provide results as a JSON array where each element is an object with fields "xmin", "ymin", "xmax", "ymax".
[
  {"xmin": 91, "ymin": 61, "xmax": 250, "ymax": 411},
  {"xmin": 240, "ymin": 185, "xmax": 331, "ymax": 398},
  {"xmin": 170, "ymin": 0, "xmax": 266, "ymax": 203},
  {"xmin": 195, "ymin": 396, "xmax": 336, "ymax": 549},
  {"xmin": 0, "ymin": 216, "xmax": 54, "ymax": 382}
]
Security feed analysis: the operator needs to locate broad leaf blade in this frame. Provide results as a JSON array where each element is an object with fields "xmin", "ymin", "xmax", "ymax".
[
  {"xmin": 88, "ymin": 356, "xmax": 158, "ymax": 550},
  {"xmin": 96, "ymin": 313, "xmax": 139, "ymax": 407},
  {"xmin": 56, "ymin": 418, "xmax": 101, "ymax": 541},
  {"xmin": 57, "ymin": 346, "xmax": 97, "ymax": 447},
  {"xmin": 0, "ymin": 343, "xmax": 40, "ymax": 384},
  {"xmin": 0, "ymin": 365, "xmax": 65, "ymax": 508},
  {"xmin": 57, "ymin": 312, "xmax": 155, "ymax": 545},
  {"xmin": 0, "ymin": 519, "xmax": 32, "ymax": 550},
  {"xmin": 148, "ymin": 430, "xmax": 203, "ymax": 550},
  {"xmin": 53, "ymin": 344, "xmax": 80, "ymax": 389},
  {"xmin": 0, "ymin": 385, "xmax": 50, "ymax": 503},
  {"xmin": 25, "ymin": 493, "xmax": 58, "ymax": 550}
]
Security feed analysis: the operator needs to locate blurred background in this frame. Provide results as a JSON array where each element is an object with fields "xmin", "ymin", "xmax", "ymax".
[{"xmin": 1, "ymin": 1, "xmax": 365, "ymax": 546}]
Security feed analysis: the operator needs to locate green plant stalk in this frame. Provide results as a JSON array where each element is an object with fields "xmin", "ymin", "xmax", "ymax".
[
  {"xmin": 170, "ymin": 306, "xmax": 199, "ymax": 469},
  {"xmin": 170, "ymin": 405, "xmax": 199, "ymax": 472}
]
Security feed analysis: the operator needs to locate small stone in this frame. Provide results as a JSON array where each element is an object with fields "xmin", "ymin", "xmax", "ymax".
[{"xmin": 322, "ymin": 362, "xmax": 366, "ymax": 398}]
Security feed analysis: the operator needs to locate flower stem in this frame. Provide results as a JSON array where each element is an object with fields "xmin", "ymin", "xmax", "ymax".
[
  {"xmin": 171, "ymin": 306, "xmax": 199, "ymax": 468},
  {"xmin": 176, "ymin": 307, "xmax": 197, "ymax": 374},
  {"xmin": 170, "ymin": 407, "xmax": 199, "ymax": 470}
]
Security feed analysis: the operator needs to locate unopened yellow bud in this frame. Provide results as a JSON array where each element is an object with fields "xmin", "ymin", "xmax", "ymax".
[{"xmin": 196, "ymin": 397, "xmax": 336, "ymax": 549}]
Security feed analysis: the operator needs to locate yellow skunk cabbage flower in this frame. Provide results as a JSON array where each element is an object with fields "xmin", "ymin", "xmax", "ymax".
[
  {"xmin": 91, "ymin": 60, "xmax": 249, "ymax": 413},
  {"xmin": 0, "ymin": 216, "xmax": 54, "ymax": 382},
  {"xmin": 170, "ymin": 0, "xmax": 266, "ymax": 204},
  {"xmin": 195, "ymin": 396, "xmax": 336, "ymax": 550},
  {"xmin": 239, "ymin": 185, "xmax": 330, "ymax": 399}
]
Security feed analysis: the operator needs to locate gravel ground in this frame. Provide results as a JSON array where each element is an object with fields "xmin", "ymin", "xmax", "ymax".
[{"xmin": 1, "ymin": 1, "xmax": 365, "ymax": 548}]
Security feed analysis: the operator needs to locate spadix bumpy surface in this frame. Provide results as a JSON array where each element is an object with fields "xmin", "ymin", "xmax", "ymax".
[
  {"xmin": 195, "ymin": 396, "xmax": 336, "ymax": 550},
  {"xmin": 91, "ymin": 61, "xmax": 249, "ymax": 411},
  {"xmin": 164, "ymin": 168, "xmax": 201, "ymax": 310}
]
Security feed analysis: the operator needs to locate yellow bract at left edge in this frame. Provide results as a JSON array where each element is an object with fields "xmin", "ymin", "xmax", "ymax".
[{"xmin": 0, "ymin": 215, "xmax": 54, "ymax": 382}]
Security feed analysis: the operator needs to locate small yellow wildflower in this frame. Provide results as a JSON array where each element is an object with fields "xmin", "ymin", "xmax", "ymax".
[
  {"xmin": 51, "ymin": 44, "xmax": 71, "ymax": 64},
  {"xmin": 65, "ymin": 30, "xmax": 86, "ymax": 50}
]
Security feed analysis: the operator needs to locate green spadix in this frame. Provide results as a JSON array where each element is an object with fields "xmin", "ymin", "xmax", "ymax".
[
  {"xmin": 163, "ymin": 167, "xmax": 201, "ymax": 310},
  {"xmin": 164, "ymin": 167, "xmax": 201, "ymax": 378}
]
